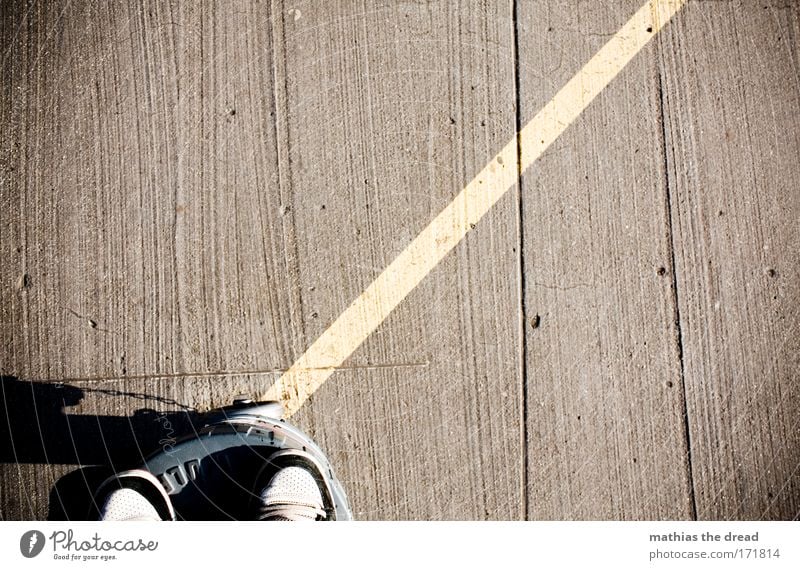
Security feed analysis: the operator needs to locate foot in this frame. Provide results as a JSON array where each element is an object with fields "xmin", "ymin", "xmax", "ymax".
[
  {"xmin": 256, "ymin": 453, "xmax": 328, "ymax": 521},
  {"xmin": 95, "ymin": 469, "xmax": 175, "ymax": 521}
]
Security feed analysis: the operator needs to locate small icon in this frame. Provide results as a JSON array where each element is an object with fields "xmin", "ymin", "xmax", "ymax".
[{"xmin": 20, "ymin": 530, "xmax": 46, "ymax": 558}]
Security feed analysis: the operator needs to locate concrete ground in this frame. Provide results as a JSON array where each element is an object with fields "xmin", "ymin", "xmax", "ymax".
[{"xmin": 1, "ymin": 0, "xmax": 798, "ymax": 520}]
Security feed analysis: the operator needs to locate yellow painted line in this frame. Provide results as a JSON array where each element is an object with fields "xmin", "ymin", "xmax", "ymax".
[{"xmin": 263, "ymin": 0, "xmax": 687, "ymax": 416}]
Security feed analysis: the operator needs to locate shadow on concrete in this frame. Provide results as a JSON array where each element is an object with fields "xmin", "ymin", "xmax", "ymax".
[{"xmin": 0, "ymin": 375, "xmax": 199, "ymax": 519}]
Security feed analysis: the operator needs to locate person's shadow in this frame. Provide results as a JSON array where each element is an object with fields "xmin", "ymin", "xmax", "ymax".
[{"xmin": 0, "ymin": 375, "xmax": 199, "ymax": 520}]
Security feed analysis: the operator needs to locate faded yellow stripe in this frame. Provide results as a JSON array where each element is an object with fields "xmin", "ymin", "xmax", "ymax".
[{"xmin": 263, "ymin": 0, "xmax": 687, "ymax": 417}]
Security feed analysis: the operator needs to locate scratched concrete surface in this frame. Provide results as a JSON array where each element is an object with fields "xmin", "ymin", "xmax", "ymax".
[{"xmin": 1, "ymin": 0, "xmax": 798, "ymax": 520}]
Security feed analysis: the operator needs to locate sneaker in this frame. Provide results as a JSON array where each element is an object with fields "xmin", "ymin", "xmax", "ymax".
[
  {"xmin": 255, "ymin": 451, "xmax": 329, "ymax": 521},
  {"xmin": 94, "ymin": 469, "xmax": 176, "ymax": 521}
]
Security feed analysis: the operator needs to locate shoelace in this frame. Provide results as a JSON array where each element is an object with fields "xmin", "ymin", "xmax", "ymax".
[{"xmin": 258, "ymin": 502, "xmax": 327, "ymax": 521}]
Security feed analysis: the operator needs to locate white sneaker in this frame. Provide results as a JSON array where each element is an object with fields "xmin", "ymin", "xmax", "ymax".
[
  {"xmin": 257, "ymin": 463, "xmax": 327, "ymax": 521},
  {"xmin": 95, "ymin": 469, "xmax": 175, "ymax": 521}
]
